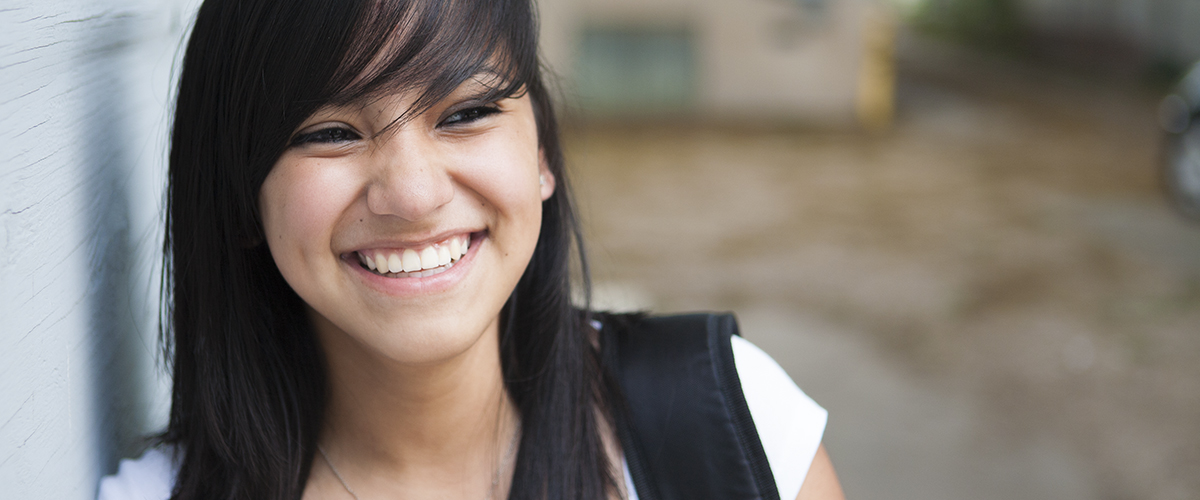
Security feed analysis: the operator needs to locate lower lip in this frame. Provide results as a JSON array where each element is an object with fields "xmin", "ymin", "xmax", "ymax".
[{"xmin": 344, "ymin": 232, "xmax": 483, "ymax": 296}]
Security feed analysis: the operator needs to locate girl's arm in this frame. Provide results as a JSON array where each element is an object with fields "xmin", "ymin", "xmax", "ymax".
[{"xmin": 796, "ymin": 444, "xmax": 845, "ymax": 500}]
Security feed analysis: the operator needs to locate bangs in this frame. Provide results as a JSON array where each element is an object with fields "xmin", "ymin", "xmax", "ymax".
[{"xmin": 321, "ymin": 0, "xmax": 538, "ymax": 125}]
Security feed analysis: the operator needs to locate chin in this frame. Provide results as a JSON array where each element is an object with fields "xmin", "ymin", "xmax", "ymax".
[{"xmin": 321, "ymin": 306, "xmax": 503, "ymax": 367}]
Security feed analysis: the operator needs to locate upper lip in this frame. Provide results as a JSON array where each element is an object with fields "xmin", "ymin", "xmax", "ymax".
[{"xmin": 342, "ymin": 228, "xmax": 480, "ymax": 253}]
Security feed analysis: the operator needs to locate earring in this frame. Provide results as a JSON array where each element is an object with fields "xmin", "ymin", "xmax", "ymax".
[{"xmin": 539, "ymin": 174, "xmax": 545, "ymax": 187}]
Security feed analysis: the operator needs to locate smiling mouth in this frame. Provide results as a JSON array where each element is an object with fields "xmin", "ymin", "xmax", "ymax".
[{"xmin": 355, "ymin": 234, "xmax": 471, "ymax": 278}]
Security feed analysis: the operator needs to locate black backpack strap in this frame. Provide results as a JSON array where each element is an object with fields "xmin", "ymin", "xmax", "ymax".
[{"xmin": 606, "ymin": 313, "xmax": 780, "ymax": 500}]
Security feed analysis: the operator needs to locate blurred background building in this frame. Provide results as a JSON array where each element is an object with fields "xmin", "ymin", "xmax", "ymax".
[
  {"xmin": 541, "ymin": 0, "xmax": 1200, "ymax": 127},
  {"xmin": 2, "ymin": 0, "xmax": 1199, "ymax": 499},
  {"xmin": 548, "ymin": 1, "xmax": 1200, "ymax": 499},
  {"xmin": 539, "ymin": 0, "xmax": 895, "ymax": 127}
]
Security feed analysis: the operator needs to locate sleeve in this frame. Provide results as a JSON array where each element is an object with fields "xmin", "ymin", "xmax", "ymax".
[
  {"xmin": 96, "ymin": 448, "xmax": 176, "ymax": 500},
  {"xmin": 730, "ymin": 335, "xmax": 828, "ymax": 500}
]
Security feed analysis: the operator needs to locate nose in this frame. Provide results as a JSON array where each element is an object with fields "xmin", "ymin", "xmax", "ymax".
[{"xmin": 365, "ymin": 133, "xmax": 455, "ymax": 221}]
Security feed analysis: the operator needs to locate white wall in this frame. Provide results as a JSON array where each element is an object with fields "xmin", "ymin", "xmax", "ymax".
[{"xmin": 0, "ymin": 0, "xmax": 198, "ymax": 497}]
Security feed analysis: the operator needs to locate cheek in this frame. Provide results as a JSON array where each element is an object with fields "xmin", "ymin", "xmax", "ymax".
[
  {"xmin": 456, "ymin": 133, "xmax": 543, "ymax": 217},
  {"xmin": 261, "ymin": 161, "xmax": 360, "ymax": 265}
]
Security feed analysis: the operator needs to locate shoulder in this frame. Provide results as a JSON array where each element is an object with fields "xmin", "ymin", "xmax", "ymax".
[
  {"xmin": 603, "ymin": 312, "xmax": 828, "ymax": 500},
  {"xmin": 730, "ymin": 335, "xmax": 828, "ymax": 500},
  {"xmin": 96, "ymin": 447, "xmax": 177, "ymax": 500}
]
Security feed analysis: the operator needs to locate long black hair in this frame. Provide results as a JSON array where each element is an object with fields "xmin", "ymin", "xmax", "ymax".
[{"xmin": 162, "ymin": 0, "xmax": 615, "ymax": 498}]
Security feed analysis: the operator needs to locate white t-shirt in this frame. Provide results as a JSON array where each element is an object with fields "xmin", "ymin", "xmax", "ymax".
[{"xmin": 97, "ymin": 336, "xmax": 827, "ymax": 500}]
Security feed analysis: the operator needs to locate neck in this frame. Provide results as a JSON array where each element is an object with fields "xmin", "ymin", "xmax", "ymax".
[{"xmin": 313, "ymin": 314, "xmax": 520, "ymax": 498}]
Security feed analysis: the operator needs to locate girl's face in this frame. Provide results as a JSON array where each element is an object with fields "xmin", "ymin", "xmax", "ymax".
[{"xmin": 259, "ymin": 77, "xmax": 555, "ymax": 365}]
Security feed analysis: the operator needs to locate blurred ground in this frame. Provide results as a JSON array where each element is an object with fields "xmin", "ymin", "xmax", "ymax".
[{"xmin": 568, "ymin": 34, "xmax": 1200, "ymax": 500}]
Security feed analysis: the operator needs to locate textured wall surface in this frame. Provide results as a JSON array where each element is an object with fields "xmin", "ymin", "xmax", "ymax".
[{"xmin": 0, "ymin": 0, "xmax": 196, "ymax": 497}]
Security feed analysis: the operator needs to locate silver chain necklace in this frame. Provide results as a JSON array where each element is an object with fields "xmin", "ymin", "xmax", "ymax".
[{"xmin": 317, "ymin": 428, "xmax": 521, "ymax": 500}]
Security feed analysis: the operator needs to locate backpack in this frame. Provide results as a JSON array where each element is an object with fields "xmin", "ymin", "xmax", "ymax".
[{"xmin": 603, "ymin": 313, "xmax": 781, "ymax": 500}]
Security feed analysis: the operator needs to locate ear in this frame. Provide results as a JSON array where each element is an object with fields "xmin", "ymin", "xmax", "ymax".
[{"xmin": 538, "ymin": 148, "xmax": 556, "ymax": 201}]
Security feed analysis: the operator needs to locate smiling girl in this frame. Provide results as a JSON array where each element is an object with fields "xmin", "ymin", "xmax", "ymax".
[{"xmin": 97, "ymin": 1, "xmax": 843, "ymax": 499}]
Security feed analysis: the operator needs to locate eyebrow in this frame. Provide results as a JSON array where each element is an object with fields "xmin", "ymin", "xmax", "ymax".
[
  {"xmin": 291, "ymin": 68, "xmax": 518, "ymax": 143},
  {"xmin": 380, "ymin": 70, "xmax": 517, "ymax": 130},
  {"xmin": 456, "ymin": 70, "xmax": 515, "ymax": 102}
]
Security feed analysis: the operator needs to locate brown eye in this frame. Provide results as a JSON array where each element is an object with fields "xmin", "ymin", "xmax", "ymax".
[
  {"xmin": 441, "ymin": 106, "xmax": 500, "ymax": 127},
  {"xmin": 291, "ymin": 127, "xmax": 361, "ymax": 146}
]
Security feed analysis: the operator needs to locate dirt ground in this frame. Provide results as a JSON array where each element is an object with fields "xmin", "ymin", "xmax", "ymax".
[{"xmin": 566, "ymin": 35, "xmax": 1200, "ymax": 500}]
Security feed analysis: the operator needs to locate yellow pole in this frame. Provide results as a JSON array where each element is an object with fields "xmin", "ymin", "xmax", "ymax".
[{"xmin": 857, "ymin": 6, "xmax": 897, "ymax": 132}]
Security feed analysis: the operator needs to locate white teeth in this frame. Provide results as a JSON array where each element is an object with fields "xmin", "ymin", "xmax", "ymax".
[
  {"xmin": 401, "ymin": 249, "xmax": 421, "ymax": 272},
  {"xmin": 360, "ymin": 234, "xmax": 472, "ymax": 277},
  {"xmin": 419, "ymin": 246, "xmax": 439, "ymax": 270}
]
